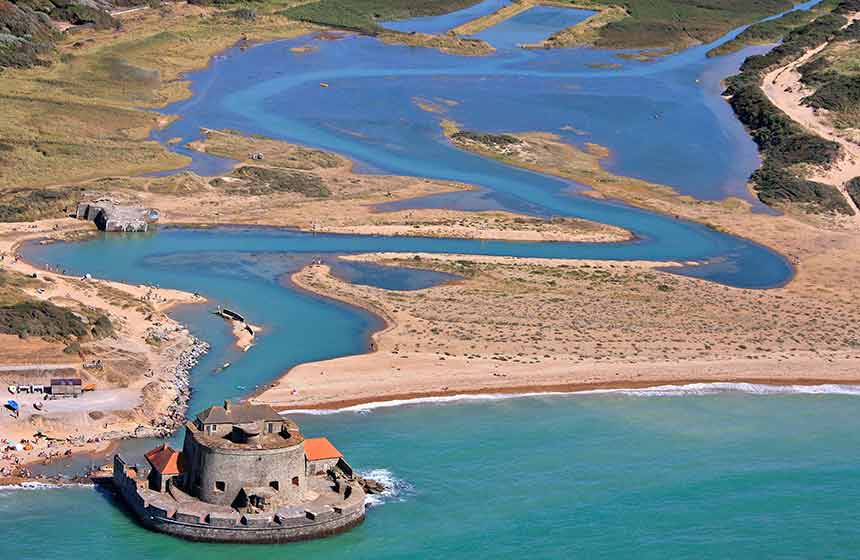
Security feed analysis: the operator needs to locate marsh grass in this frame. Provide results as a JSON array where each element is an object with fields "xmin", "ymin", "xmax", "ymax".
[
  {"xmin": 282, "ymin": 0, "xmax": 482, "ymax": 31},
  {"xmin": 0, "ymin": 1, "xmax": 308, "ymax": 189},
  {"xmin": 555, "ymin": 0, "xmax": 797, "ymax": 52},
  {"xmin": 707, "ymin": 0, "xmax": 841, "ymax": 57}
]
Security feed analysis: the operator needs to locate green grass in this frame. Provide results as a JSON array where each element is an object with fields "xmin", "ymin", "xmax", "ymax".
[
  {"xmin": 707, "ymin": 0, "xmax": 841, "ymax": 57},
  {"xmin": 284, "ymin": 0, "xmax": 805, "ymax": 50},
  {"xmin": 578, "ymin": 0, "xmax": 796, "ymax": 51},
  {"xmin": 0, "ymin": 0, "xmax": 310, "ymax": 189},
  {"xmin": 0, "ymin": 187, "xmax": 80, "ymax": 222},
  {"xmin": 797, "ymin": 19, "xmax": 860, "ymax": 122},
  {"xmin": 281, "ymin": 0, "xmax": 482, "ymax": 32},
  {"xmin": 804, "ymin": 75, "xmax": 860, "ymax": 111}
]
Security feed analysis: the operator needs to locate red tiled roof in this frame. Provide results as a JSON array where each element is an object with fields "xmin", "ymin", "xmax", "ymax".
[
  {"xmin": 144, "ymin": 443, "xmax": 182, "ymax": 476},
  {"xmin": 304, "ymin": 437, "xmax": 342, "ymax": 461}
]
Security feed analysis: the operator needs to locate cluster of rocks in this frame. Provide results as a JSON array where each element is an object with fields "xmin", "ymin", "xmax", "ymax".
[
  {"xmin": 354, "ymin": 474, "xmax": 386, "ymax": 495},
  {"xmin": 152, "ymin": 336, "xmax": 209, "ymax": 435}
]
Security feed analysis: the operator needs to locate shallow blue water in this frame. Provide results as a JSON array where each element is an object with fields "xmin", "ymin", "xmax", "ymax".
[
  {"xmin": 139, "ymin": 0, "xmax": 813, "ymax": 289},
  {"xmin": 5, "ymin": 391, "xmax": 860, "ymax": 559},
  {"xmin": 382, "ymin": 0, "xmax": 510, "ymax": 33},
  {"xmin": 474, "ymin": 6, "xmax": 594, "ymax": 49}
]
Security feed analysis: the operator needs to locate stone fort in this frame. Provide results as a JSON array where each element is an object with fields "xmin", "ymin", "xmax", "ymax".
[{"xmin": 113, "ymin": 400, "xmax": 365, "ymax": 543}]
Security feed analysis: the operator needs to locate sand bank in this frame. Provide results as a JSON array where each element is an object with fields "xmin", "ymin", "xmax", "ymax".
[{"xmin": 252, "ymin": 126, "xmax": 860, "ymax": 412}]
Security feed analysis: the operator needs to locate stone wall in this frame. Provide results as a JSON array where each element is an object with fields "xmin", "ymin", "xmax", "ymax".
[
  {"xmin": 181, "ymin": 429, "xmax": 307, "ymax": 508},
  {"xmin": 307, "ymin": 457, "xmax": 340, "ymax": 476}
]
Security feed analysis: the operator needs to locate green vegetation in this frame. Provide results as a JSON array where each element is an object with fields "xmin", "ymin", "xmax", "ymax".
[
  {"xmin": 0, "ymin": 301, "xmax": 89, "ymax": 338},
  {"xmin": 282, "ymin": 0, "xmax": 481, "ymax": 32},
  {"xmin": 565, "ymin": 0, "xmax": 796, "ymax": 52},
  {"xmin": 451, "ymin": 131, "xmax": 523, "ymax": 148},
  {"xmin": 0, "ymin": 269, "xmax": 39, "ymax": 306},
  {"xmin": 0, "ymin": 0, "xmax": 59, "ymax": 68},
  {"xmin": 707, "ymin": 0, "xmax": 841, "ymax": 57},
  {"xmin": 725, "ymin": 12, "xmax": 847, "ymax": 88},
  {"xmin": 723, "ymin": 3, "xmax": 856, "ymax": 214},
  {"xmin": 749, "ymin": 166, "xmax": 851, "ymax": 212},
  {"xmin": 727, "ymin": 10, "xmax": 848, "ymax": 85},
  {"xmin": 804, "ymin": 74, "xmax": 860, "ymax": 111},
  {"xmin": 217, "ymin": 165, "xmax": 331, "ymax": 197},
  {"xmin": 847, "ymin": 177, "xmax": 860, "ymax": 207},
  {"xmin": 0, "ymin": 1, "xmax": 308, "ymax": 189},
  {"xmin": 0, "ymin": 187, "xmax": 79, "ymax": 222},
  {"xmin": 283, "ymin": 0, "xmax": 809, "ymax": 52},
  {"xmin": 0, "ymin": 0, "xmax": 124, "ymax": 69},
  {"xmin": 796, "ymin": 18, "xmax": 860, "ymax": 124},
  {"xmin": 0, "ymin": 270, "xmax": 114, "ymax": 338}
]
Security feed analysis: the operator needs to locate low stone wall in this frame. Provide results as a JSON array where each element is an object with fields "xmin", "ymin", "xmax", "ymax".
[{"xmin": 140, "ymin": 501, "xmax": 365, "ymax": 544}]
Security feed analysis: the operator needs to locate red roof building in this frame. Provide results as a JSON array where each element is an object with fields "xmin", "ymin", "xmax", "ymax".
[
  {"xmin": 144, "ymin": 443, "xmax": 182, "ymax": 476},
  {"xmin": 304, "ymin": 437, "xmax": 342, "ymax": 462}
]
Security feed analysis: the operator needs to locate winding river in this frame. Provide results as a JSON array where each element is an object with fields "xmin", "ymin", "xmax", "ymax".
[{"xmin": 7, "ymin": 2, "xmax": 860, "ymax": 557}]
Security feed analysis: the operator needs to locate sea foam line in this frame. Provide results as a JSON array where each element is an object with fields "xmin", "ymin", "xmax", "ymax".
[
  {"xmin": 0, "ymin": 481, "xmax": 94, "ymax": 492},
  {"xmin": 284, "ymin": 382, "xmax": 860, "ymax": 415}
]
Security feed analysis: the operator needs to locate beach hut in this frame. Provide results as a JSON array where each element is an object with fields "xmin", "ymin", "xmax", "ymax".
[{"xmin": 50, "ymin": 378, "xmax": 83, "ymax": 398}]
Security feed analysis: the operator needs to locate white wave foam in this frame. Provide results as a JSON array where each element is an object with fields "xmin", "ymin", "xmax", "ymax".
[
  {"xmin": 0, "ymin": 481, "xmax": 94, "ymax": 493},
  {"xmin": 0, "ymin": 481, "xmax": 60, "ymax": 492},
  {"xmin": 357, "ymin": 468, "xmax": 414, "ymax": 508},
  {"xmin": 599, "ymin": 382, "xmax": 860, "ymax": 397},
  {"xmin": 284, "ymin": 382, "xmax": 860, "ymax": 415}
]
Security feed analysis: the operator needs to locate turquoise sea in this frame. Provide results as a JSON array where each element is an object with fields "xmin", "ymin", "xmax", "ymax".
[
  {"xmin": 5, "ymin": 390, "xmax": 860, "ymax": 558},
  {"xmin": 5, "ymin": 1, "xmax": 859, "ymax": 557}
]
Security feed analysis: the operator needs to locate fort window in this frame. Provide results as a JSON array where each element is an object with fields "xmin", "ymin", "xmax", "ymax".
[
  {"xmin": 215, "ymin": 481, "xmax": 226, "ymax": 492},
  {"xmin": 292, "ymin": 477, "xmax": 299, "ymax": 487},
  {"xmin": 267, "ymin": 422, "xmax": 274, "ymax": 433},
  {"xmin": 270, "ymin": 481, "xmax": 279, "ymax": 491}
]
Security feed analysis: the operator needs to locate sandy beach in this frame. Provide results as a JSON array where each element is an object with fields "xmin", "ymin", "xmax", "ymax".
[
  {"xmin": 0, "ymin": 219, "xmax": 206, "ymax": 475},
  {"xmin": 258, "ymin": 353, "xmax": 860, "ymax": 411}
]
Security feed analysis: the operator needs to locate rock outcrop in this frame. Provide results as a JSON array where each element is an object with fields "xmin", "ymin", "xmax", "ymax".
[{"xmin": 0, "ymin": 0, "xmax": 117, "ymax": 69}]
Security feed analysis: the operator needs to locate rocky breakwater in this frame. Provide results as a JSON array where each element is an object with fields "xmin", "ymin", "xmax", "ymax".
[{"xmin": 139, "ymin": 335, "xmax": 210, "ymax": 438}]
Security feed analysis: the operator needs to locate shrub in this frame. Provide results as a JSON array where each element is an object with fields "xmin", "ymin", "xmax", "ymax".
[
  {"xmin": 847, "ymin": 177, "xmax": 860, "ymax": 208},
  {"xmin": 228, "ymin": 166, "xmax": 331, "ymax": 197},
  {"xmin": 724, "ymin": 4, "xmax": 855, "ymax": 214},
  {"xmin": 0, "ymin": 301, "xmax": 89, "ymax": 338},
  {"xmin": 803, "ymin": 76, "xmax": 860, "ymax": 111}
]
